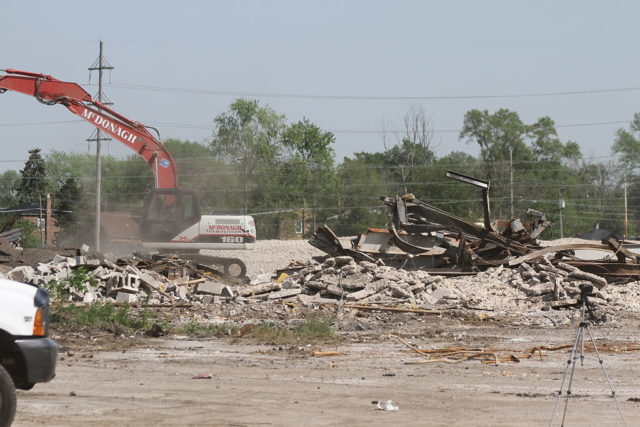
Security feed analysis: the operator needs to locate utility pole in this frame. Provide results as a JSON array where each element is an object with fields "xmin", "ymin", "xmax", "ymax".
[
  {"xmin": 558, "ymin": 190, "xmax": 565, "ymax": 239},
  {"xmin": 87, "ymin": 41, "xmax": 114, "ymax": 252},
  {"xmin": 624, "ymin": 174, "xmax": 628, "ymax": 241},
  {"xmin": 509, "ymin": 147, "xmax": 514, "ymax": 218}
]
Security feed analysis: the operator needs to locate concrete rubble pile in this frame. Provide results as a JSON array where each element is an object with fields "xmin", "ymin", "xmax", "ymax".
[
  {"xmin": 236, "ymin": 255, "xmax": 640, "ymax": 317},
  {"xmin": 2, "ymin": 245, "xmax": 639, "ymax": 321},
  {"xmin": 2, "ymin": 252, "xmax": 240, "ymax": 305}
]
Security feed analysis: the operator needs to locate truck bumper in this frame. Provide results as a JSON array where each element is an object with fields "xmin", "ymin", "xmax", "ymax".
[{"xmin": 15, "ymin": 337, "xmax": 58, "ymax": 384}]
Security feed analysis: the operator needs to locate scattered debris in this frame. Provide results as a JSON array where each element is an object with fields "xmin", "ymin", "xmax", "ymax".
[
  {"xmin": 312, "ymin": 350, "xmax": 345, "ymax": 357},
  {"xmin": 374, "ymin": 400, "xmax": 399, "ymax": 411},
  {"xmin": 191, "ymin": 374, "xmax": 213, "ymax": 379}
]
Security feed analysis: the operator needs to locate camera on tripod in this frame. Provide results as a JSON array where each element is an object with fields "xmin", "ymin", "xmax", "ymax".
[{"xmin": 579, "ymin": 283, "xmax": 593, "ymax": 298}]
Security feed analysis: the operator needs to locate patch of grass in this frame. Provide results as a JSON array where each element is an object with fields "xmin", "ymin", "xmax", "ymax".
[
  {"xmin": 248, "ymin": 318, "xmax": 337, "ymax": 345},
  {"xmin": 171, "ymin": 322, "xmax": 237, "ymax": 337},
  {"xmin": 51, "ymin": 302, "xmax": 156, "ymax": 332},
  {"xmin": 46, "ymin": 267, "xmax": 97, "ymax": 302}
]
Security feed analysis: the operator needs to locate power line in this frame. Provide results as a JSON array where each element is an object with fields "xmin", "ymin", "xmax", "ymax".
[
  {"xmin": 0, "ymin": 118, "xmax": 631, "ymax": 134},
  {"xmin": 0, "ymin": 120, "xmax": 82, "ymax": 127},
  {"xmin": 103, "ymin": 82, "xmax": 640, "ymax": 101}
]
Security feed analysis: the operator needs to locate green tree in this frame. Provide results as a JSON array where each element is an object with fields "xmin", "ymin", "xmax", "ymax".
[
  {"xmin": 381, "ymin": 105, "xmax": 436, "ymax": 194},
  {"xmin": 0, "ymin": 170, "xmax": 20, "ymax": 207},
  {"xmin": 460, "ymin": 109, "xmax": 531, "ymax": 167},
  {"xmin": 17, "ymin": 148, "xmax": 47, "ymax": 204},
  {"xmin": 279, "ymin": 118, "xmax": 338, "ymax": 236},
  {"xmin": 54, "ymin": 177, "xmax": 82, "ymax": 228},
  {"xmin": 332, "ymin": 152, "xmax": 391, "ymax": 236},
  {"xmin": 612, "ymin": 113, "xmax": 640, "ymax": 167},
  {"xmin": 459, "ymin": 109, "xmax": 582, "ymax": 223},
  {"xmin": 611, "ymin": 114, "xmax": 640, "ymax": 235},
  {"xmin": 164, "ymin": 139, "xmax": 236, "ymax": 213},
  {"xmin": 529, "ymin": 117, "xmax": 581, "ymax": 163},
  {"xmin": 53, "ymin": 177, "xmax": 92, "ymax": 246},
  {"xmin": 210, "ymin": 99, "xmax": 285, "ymax": 164},
  {"xmin": 209, "ymin": 99, "xmax": 286, "ymax": 215}
]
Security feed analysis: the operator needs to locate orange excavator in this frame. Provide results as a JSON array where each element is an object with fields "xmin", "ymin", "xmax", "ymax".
[{"xmin": 0, "ymin": 69, "xmax": 255, "ymax": 277}]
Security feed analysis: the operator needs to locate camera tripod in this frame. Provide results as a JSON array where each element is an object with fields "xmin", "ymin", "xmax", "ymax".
[{"xmin": 548, "ymin": 284, "xmax": 626, "ymax": 426}]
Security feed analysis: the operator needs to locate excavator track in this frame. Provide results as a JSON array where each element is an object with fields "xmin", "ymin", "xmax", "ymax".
[{"xmin": 164, "ymin": 253, "xmax": 247, "ymax": 279}]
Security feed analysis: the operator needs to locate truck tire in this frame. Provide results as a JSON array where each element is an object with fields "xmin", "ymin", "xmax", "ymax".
[{"xmin": 0, "ymin": 365, "xmax": 16, "ymax": 427}]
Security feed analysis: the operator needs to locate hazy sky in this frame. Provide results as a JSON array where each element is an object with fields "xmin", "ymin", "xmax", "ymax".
[{"xmin": 1, "ymin": 0, "xmax": 638, "ymax": 173}]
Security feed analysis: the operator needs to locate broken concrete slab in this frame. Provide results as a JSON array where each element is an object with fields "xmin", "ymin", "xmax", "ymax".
[
  {"xmin": 240, "ymin": 281, "xmax": 282, "ymax": 297},
  {"xmin": 196, "ymin": 281, "xmax": 224, "ymax": 295},
  {"xmin": 267, "ymin": 288, "xmax": 302, "ymax": 300},
  {"xmin": 7, "ymin": 266, "xmax": 35, "ymax": 283}
]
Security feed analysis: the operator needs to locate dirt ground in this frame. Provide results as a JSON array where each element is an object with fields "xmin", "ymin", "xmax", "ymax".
[{"xmin": 13, "ymin": 314, "xmax": 640, "ymax": 426}]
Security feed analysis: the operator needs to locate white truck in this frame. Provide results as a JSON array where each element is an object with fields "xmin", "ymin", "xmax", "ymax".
[{"xmin": 0, "ymin": 279, "xmax": 57, "ymax": 426}]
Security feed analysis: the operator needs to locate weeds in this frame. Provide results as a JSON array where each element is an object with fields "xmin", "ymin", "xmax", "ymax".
[
  {"xmin": 248, "ymin": 318, "xmax": 336, "ymax": 345},
  {"xmin": 46, "ymin": 267, "xmax": 96, "ymax": 302},
  {"xmin": 51, "ymin": 302, "xmax": 337, "ymax": 344},
  {"xmin": 172, "ymin": 322, "xmax": 237, "ymax": 337},
  {"xmin": 51, "ymin": 302, "xmax": 156, "ymax": 332}
]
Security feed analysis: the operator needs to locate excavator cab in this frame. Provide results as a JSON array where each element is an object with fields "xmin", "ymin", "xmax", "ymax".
[{"xmin": 140, "ymin": 188, "xmax": 201, "ymax": 243}]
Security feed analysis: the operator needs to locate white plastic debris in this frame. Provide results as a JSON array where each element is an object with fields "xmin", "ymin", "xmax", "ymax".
[{"xmin": 376, "ymin": 400, "xmax": 399, "ymax": 411}]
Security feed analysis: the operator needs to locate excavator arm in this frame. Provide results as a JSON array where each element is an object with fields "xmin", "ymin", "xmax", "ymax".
[{"xmin": 0, "ymin": 69, "xmax": 179, "ymax": 189}]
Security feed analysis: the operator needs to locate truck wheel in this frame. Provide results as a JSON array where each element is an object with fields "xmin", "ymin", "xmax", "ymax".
[{"xmin": 0, "ymin": 365, "xmax": 16, "ymax": 427}]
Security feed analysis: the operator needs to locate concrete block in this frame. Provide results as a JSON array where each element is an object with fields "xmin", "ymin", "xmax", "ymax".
[
  {"xmin": 107, "ymin": 274, "xmax": 139, "ymax": 296},
  {"xmin": 196, "ymin": 281, "xmax": 224, "ymax": 295},
  {"xmin": 125, "ymin": 273, "xmax": 140, "ymax": 290},
  {"xmin": 7, "ymin": 266, "xmax": 35, "ymax": 283},
  {"xmin": 202, "ymin": 295, "xmax": 215, "ymax": 304},
  {"xmin": 138, "ymin": 271, "xmax": 164, "ymax": 290},
  {"xmin": 92, "ymin": 266, "xmax": 105, "ymax": 278},
  {"xmin": 390, "ymin": 286, "xmax": 413, "ymax": 299},
  {"xmin": 431, "ymin": 287, "xmax": 455, "ymax": 303},
  {"xmin": 281, "ymin": 278, "xmax": 301, "ymax": 289},
  {"xmin": 249, "ymin": 272, "xmax": 272, "ymax": 285},
  {"xmin": 176, "ymin": 286, "xmax": 188, "ymax": 300},
  {"xmin": 297, "ymin": 294, "xmax": 315, "ymax": 306},
  {"xmin": 116, "ymin": 292, "xmax": 137, "ymax": 303},
  {"xmin": 52, "ymin": 254, "xmax": 68, "ymax": 264},
  {"xmin": 82, "ymin": 291, "xmax": 95, "ymax": 303}
]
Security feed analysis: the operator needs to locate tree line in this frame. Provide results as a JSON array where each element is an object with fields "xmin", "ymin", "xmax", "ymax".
[{"xmin": 3, "ymin": 100, "xmax": 639, "ymax": 246}]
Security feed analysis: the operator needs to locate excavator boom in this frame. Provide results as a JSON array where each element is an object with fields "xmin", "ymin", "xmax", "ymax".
[
  {"xmin": 0, "ymin": 69, "xmax": 178, "ymax": 189},
  {"xmin": 0, "ymin": 68, "xmax": 256, "ymax": 277}
]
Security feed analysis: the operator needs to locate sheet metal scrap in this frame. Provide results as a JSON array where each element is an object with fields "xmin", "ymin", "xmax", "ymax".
[
  {"xmin": 381, "ymin": 193, "xmax": 537, "ymax": 269},
  {"xmin": 310, "ymin": 170, "xmax": 640, "ymax": 281}
]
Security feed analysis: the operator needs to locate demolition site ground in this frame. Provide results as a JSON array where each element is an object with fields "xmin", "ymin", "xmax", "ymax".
[
  {"xmin": 13, "ymin": 312, "xmax": 640, "ymax": 426},
  {"xmin": 5, "ymin": 230, "xmax": 640, "ymax": 426}
]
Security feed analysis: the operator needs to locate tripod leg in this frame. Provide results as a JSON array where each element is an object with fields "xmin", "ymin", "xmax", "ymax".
[
  {"xmin": 549, "ymin": 326, "xmax": 583, "ymax": 427},
  {"xmin": 559, "ymin": 326, "xmax": 584, "ymax": 427},
  {"xmin": 584, "ymin": 325, "xmax": 627, "ymax": 427}
]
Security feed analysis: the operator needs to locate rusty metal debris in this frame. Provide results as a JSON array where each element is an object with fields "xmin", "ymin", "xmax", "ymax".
[
  {"xmin": 390, "ymin": 333, "xmax": 640, "ymax": 366},
  {"xmin": 310, "ymin": 171, "xmax": 640, "ymax": 283}
]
